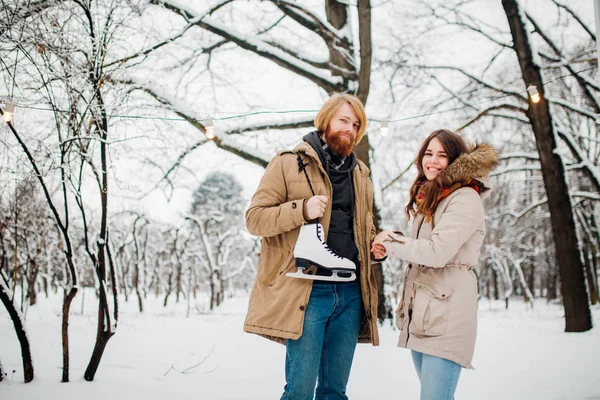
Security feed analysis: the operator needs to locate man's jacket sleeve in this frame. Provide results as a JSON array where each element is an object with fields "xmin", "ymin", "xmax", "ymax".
[{"xmin": 246, "ymin": 154, "xmax": 307, "ymax": 238}]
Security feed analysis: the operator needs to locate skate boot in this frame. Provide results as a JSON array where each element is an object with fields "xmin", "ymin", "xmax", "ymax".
[{"xmin": 286, "ymin": 223, "xmax": 356, "ymax": 282}]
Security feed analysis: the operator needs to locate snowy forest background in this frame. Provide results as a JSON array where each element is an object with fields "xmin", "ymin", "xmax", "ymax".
[{"xmin": 0, "ymin": 0, "xmax": 599, "ymax": 395}]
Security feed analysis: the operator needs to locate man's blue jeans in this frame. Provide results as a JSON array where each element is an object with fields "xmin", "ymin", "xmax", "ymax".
[
  {"xmin": 411, "ymin": 350, "xmax": 462, "ymax": 400},
  {"xmin": 281, "ymin": 281, "xmax": 363, "ymax": 400}
]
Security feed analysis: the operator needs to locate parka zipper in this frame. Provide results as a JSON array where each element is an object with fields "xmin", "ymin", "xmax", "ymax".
[
  {"xmin": 263, "ymin": 250, "xmax": 290, "ymax": 287},
  {"xmin": 353, "ymin": 173, "xmax": 374, "ymax": 330},
  {"xmin": 404, "ymin": 217, "xmax": 425, "ymax": 345}
]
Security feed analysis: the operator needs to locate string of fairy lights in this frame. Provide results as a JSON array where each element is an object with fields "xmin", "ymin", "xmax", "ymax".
[
  {"xmin": 0, "ymin": 84, "xmax": 544, "ymax": 139},
  {"xmin": 1, "ymin": 62, "xmax": 594, "ymax": 138}
]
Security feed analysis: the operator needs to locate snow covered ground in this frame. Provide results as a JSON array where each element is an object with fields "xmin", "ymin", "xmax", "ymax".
[{"xmin": 1, "ymin": 291, "xmax": 599, "ymax": 400}]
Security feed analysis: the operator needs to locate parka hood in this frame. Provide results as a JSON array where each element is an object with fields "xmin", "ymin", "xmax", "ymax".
[{"xmin": 439, "ymin": 143, "xmax": 499, "ymax": 199}]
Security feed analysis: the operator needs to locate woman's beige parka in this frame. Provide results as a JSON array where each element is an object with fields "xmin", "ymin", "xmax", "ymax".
[{"xmin": 382, "ymin": 143, "xmax": 498, "ymax": 368}]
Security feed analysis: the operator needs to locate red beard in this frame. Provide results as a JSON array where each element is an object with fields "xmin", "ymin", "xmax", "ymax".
[{"xmin": 323, "ymin": 129, "xmax": 354, "ymax": 157}]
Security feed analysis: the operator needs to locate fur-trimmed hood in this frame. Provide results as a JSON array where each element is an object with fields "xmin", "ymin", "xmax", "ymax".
[{"xmin": 439, "ymin": 143, "xmax": 498, "ymax": 200}]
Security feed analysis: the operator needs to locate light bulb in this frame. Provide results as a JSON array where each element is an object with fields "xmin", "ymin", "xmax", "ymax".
[
  {"xmin": 205, "ymin": 116, "xmax": 215, "ymax": 139},
  {"xmin": 527, "ymin": 85, "xmax": 541, "ymax": 104},
  {"xmin": 206, "ymin": 126, "xmax": 215, "ymax": 139},
  {"xmin": 2, "ymin": 102, "xmax": 15, "ymax": 122},
  {"xmin": 380, "ymin": 120, "xmax": 389, "ymax": 137}
]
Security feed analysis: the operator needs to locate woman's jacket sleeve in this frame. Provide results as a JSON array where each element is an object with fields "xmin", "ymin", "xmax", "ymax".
[{"xmin": 382, "ymin": 189, "xmax": 483, "ymax": 268}]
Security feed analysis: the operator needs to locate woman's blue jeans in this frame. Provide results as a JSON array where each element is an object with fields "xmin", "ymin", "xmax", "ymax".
[
  {"xmin": 281, "ymin": 281, "xmax": 363, "ymax": 400},
  {"xmin": 411, "ymin": 350, "xmax": 462, "ymax": 400}
]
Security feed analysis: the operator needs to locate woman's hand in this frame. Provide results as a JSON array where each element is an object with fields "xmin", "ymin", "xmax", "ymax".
[
  {"xmin": 371, "ymin": 230, "xmax": 406, "ymax": 260},
  {"xmin": 371, "ymin": 243, "xmax": 387, "ymax": 260},
  {"xmin": 371, "ymin": 230, "xmax": 393, "ymax": 260}
]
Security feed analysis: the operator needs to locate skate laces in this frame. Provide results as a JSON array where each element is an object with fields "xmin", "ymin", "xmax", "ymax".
[{"xmin": 315, "ymin": 224, "xmax": 343, "ymax": 259}]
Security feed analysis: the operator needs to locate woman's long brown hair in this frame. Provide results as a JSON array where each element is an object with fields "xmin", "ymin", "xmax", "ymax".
[{"xmin": 405, "ymin": 129, "xmax": 468, "ymax": 220}]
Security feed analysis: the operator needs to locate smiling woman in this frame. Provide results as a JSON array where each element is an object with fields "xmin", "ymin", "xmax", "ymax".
[
  {"xmin": 371, "ymin": 128, "xmax": 498, "ymax": 399},
  {"xmin": 422, "ymin": 137, "xmax": 449, "ymax": 180},
  {"xmin": 409, "ymin": 130, "xmax": 470, "ymax": 219}
]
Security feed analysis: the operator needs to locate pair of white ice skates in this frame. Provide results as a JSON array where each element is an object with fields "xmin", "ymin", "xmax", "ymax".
[{"xmin": 286, "ymin": 223, "xmax": 356, "ymax": 282}]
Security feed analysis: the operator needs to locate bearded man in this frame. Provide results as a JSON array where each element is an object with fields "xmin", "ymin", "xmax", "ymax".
[{"xmin": 244, "ymin": 93, "xmax": 381, "ymax": 400}]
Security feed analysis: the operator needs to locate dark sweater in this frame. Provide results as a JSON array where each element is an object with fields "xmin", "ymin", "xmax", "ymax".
[{"xmin": 303, "ymin": 132, "xmax": 360, "ymax": 271}]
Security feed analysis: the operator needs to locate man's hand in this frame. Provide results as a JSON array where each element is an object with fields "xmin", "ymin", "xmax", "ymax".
[{"xmin": 304, "ymin": 195, "xmax": 329, "ymax": 221}]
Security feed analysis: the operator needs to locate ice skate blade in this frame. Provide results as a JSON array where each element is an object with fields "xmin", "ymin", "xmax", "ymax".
[
  {"xmin": 294, "ymin": 257, "xmax": 356, "ymax": 271},
  {"xmin": 285, "ymin": 270, "xmax": 356, "ymax": 282}
]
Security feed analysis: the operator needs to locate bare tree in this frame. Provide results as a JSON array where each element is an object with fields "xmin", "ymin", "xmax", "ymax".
[
  {"xmin": 0, "ymin": 270, "xmax": 33, "ymax": 382},
  {"xmin": 383, "ymin": 0, "xmax": 595, "ymax": 331},
  {"xmin": 501, "ymin": 0, "xmax": 591, "ymax": 331},
  {"xmin": 0, "ymin": 0, "xmax": 147, "ymax": 380}
]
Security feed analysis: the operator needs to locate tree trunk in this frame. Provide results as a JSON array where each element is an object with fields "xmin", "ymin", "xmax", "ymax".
[
  {"xmin": 217, "ymin": 270, "xmax": 224, "ymax": 307},
  {"xmin": 546, "ymin": 267, "xmax": 558, "ymax": 302},
  {"xmin": 584, "ymin": 205, "xmax": 600, "ymax": 304},
  {"xmin": 83, "ymin": 302, "xmax": 114, "ymax": 381},
  {"xmin": 492, "ymin": 267, "xmax": 499, "ymax": 300},
  {"xmin": 592, "ymin": 256, "xmax": 599, "ymax": 305},
  {"xmin": 512, "ymin": 258, "xmax": 534, "ymax": 306},
  {"xmin": 176, "ymin": 262, "xmax": 182, "ymax": 303},
  {"xmin": 163, "ymin": 272, "xmax": 173, "ymax": 307},
  {"xmin": 61, "ymin": 286, "xmax": 77, "ymax": 382},
  {"xmin": 502, "ymin": 0, "xmax": 592, "ymax": 332},
  {"xmin": 210, "ymin": 270, "xmax": 216, "ymax": 310},
  {"xmin": 26, "ymin": 259, "xmax": 39, "ymax": 306},
  {"xmin": 356, "ymin": 0, "xmax": 372, "ymax": 103},
  {"xmin": 325, "ymin": 0, "xmax": 353, "ymax": 89},
  {"xmin": 133, "ymin": 240, "xmax": 144, "ymax": 312},
  {"xmin": 583, "ymin": 242, "xmax": 598, "ymax": 305},
  {"xmin": 527, "ymin": 262, "xmax": 535, "ymax": 298},
  {"xmin": 84, "ymin": 239, "xmax": 119, "ymax": 382},
  {"xmin": 0, "ymin": 277, "xmax": 34, "ymax": 383},
  {"xmin": 119, "ymin": 258, "xmax": 129, "ymax": 302},
  {"xmin": 485, "ymin": 267, "xmax": 491, "ymax": 299},
  {"xmin": 136, "ymin": 284, "xmax": 144, "ymax": 312}
]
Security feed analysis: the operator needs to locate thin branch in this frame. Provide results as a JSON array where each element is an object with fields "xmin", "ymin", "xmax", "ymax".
[
  {"xmin": 550, "ymin": 0, "xmax": 595, "ymax": 41},
  {"xmin": 163, "ymin": 345, "xmax": 216, "ymax": 376},
  {"xmin": 381, "ymin": 161, "xmax": 413, "ymax": 192},
  {"xmin": 104, "ymin": 22, "xmax": 197, "ymax": 68},
  {"xmin": 456, "ymin": 102, "xmax": 528, "ymax": 131},
  {"xmin": 150, "ymin": 0, "xmax": 343, "ymax": 93},
  {"xmin": 269, "ymin": 0, "xmax": 345, "ymax": 44}
]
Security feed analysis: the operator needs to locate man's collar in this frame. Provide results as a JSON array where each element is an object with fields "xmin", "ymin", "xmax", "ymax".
[{"xmin": 322, "ymin": 142, "xmax": 346, "ymax": 170}]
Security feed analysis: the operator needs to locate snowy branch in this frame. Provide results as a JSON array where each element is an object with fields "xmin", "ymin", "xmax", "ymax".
[
  {"xmin": 456, "ymin": 102, "xmax": 527, "ymax": 131},
  {"xmin": 555, "ymin": 126, "xmax": 600, "ymax": 193},
  {"xmin": 405, "ymin": 64, "xmax": 525, "ymax": 98},
  {"xmin": 503, "ymin": 196, "xmax": 548, "ymax": 225},
  {"xmin": 550, "ymin": 0, "xmax": 596, "ymax": 41},
  {"xmin": 151, "ymin": 0, "xmax": 345, "ymax": 92},
  {"xmin": 269, "ymin": 0, "xmax": 347, "ymax": 43},
  {"xmin": 127, "ymin": 80, "xmax": 271, "ymax": 168}
]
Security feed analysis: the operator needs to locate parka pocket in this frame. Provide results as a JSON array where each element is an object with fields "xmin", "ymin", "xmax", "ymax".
[
  {"xmin": 262, "ymin": 249, "xmax": 293, "ymax": 287},
  {"xmin": 409, "ymin": 277, "xmax": 454, "ymax": 337}
]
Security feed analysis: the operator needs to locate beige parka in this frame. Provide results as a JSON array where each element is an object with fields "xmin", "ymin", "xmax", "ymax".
[
  {"xmin": 244, "ymin": 139, "xmax": 380, "ymax": 346},
  {"xmin": 382, "ymin": 143, "xmax": 498, "ymax": 368}
]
